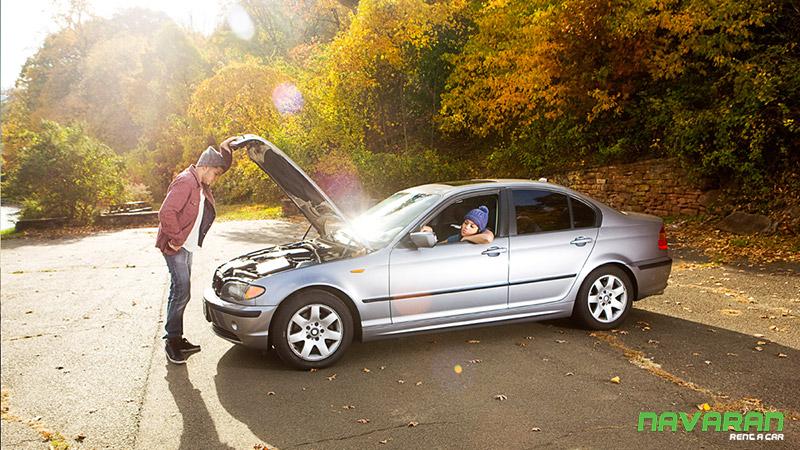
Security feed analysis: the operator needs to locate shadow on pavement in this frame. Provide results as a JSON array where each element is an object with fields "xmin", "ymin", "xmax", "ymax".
[
  {"xmin": 166, "ymin": 363, "xmax": 236, "ymax": 450},
  {"xmin": 211, "ymin": 310, "xmax": 798, "ymax": 448}
]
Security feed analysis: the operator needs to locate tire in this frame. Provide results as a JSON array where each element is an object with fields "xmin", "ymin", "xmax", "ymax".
[
  {"xmin": 572, "ymin": 266, "xmax": 633, "ymax": 330},
  {"xmin": 271, "ymin": 289, "xmax": 354, "ymax": 369}
]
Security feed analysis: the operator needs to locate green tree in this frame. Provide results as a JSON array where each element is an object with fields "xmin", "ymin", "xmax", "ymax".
[{"xmin": 4, "ymin": 121, "xmax": 126, "ymax": 222}]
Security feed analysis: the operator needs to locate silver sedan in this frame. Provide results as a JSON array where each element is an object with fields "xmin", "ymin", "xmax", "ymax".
[{"xmin": 204, "ymin": 135, "xmax": 672, "ymax": 369}]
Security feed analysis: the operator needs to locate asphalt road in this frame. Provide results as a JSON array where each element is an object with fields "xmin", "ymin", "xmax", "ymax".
[{"xmin": 1, "ymin": 220, "xmax": 798, "ymax": 449}]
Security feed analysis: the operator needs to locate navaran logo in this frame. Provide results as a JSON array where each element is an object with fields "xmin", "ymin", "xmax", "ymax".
[{"xmin": 637, "ymin": 411, "xmax": 785, "ymax": 441}]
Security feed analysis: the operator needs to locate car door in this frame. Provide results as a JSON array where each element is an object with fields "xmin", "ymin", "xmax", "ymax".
[
  {"xmin": 388, "ymin": 191, "xmax": 509, "ymax": 324},
  {"xmin": 508, "ymin": 189, "xmax": 600, "ymax": 308}
]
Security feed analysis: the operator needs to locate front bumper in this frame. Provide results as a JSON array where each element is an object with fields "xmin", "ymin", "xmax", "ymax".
[{"xmin": 203, "ymin": 287, "xmax": 277, "ymax": 350}]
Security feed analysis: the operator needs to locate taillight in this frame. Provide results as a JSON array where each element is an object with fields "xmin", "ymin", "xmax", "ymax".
[{"xmin": 658, "ymin": 224, "xmax": 668, "ymax": 250}]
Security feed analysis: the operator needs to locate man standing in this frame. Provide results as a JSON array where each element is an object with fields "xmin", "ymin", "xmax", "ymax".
[{"xmin": 155, "ymin": 137, "xmax": 236, "ymax": 364}]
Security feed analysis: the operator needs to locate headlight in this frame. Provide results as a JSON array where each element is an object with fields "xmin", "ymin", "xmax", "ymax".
[{"xmin": 220, "ymin": 281, "xmax": 266, "ymax": 302}]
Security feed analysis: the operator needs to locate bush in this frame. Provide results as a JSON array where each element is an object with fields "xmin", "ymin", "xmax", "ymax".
[{"xmin": 3, "ymin": 121, "xmax": 125, "ymax": 222}]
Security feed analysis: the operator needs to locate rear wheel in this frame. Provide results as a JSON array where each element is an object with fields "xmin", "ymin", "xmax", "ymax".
[
  {"xmin": 272, "ymin": 289, "xmax": 353, "ymax": 369},
  {"xmin": 572, "ymin": 266, "xmax": 633, "ymax": 330}
]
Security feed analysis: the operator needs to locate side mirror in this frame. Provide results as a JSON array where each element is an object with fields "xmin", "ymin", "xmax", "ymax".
[{"xmin": 410, "ymin": 231, "xmax": 436, "ymax": 248}]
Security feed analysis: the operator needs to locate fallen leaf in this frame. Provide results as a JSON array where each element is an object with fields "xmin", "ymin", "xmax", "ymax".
[
  {"xmin": 397, "ymin": 379, "xmax": 405, "ymax": 384},
  {"xmin": 525, "ymin": 336, "xmax": 534, "ymax": 340},
  {"xmin": 469, "ymin": 359, "xmax": 482, "ymax": 364},
  {"xmin": 777, "ymin": 353, "xmax": 788, "ymax": 358},
  {"xmin": 309, "ymin": 368, "xmax": 318, "ymax": 373},
  {"xmin": 415, "ymin": 381, "xmax": 423, "ymax": 386},
  {"xmin": 467, "ymin": 340, "xmax": 480, "ymax": 344},
  {"xmin": 757, "ymin": 341, "xmax": 767, "ymax": 345},
  {"xmin": 754, "ymin": 346, "xmax": 764, "ymax": 352},
  {"xmin": 362, "ymin": 368, "xmax": 371, "ymax": 373},
  {"xmin": 555, "ymin": 339, "xmax": 567, "ymax": 344},
  {"xmin": 704, "ymin": 360, "xmax": 711, "ymax": 365},
  {"xmin": 380, "ymin": 366, "xmax": 386, "ymax": 370},
  {"xmin": 356, "ymin": 418, "xmax": 370, "ymax": 424},
  {"xmin": 726, "ymin": 353, "xmax": 738, "ymax": 356},
  {"xmin": 531, "ymin": 427, "xmax": 542, "ymax": 432},
  {"xmin": 565, "ymin": 372, "xmax": 574, "ymax": 376},
  {"xmin": 326, "ymin": 374, "xmax": 337, "ymax": 381},
  {"xmin": 343, "ymin": 405, "xmax": 355, "ymax": 409},
  {"xmin": 698, "ymin": 403, "xmax": 711, "ymax": 411},
  {"xmin": 516, "ymin": 342, "xmax": 527, "ymax": 347},
  {"xmin": 407, "ymin": 421, "xmax": 419, "ymax": 428},
  {"xmin": 647, "ymin": 339, "xmax": 660, "ymax": 344},
  {"xmin": 691, "ymin": 352, "xmax": 701, "ymax": 356},
  {"xmin": 610, "ymin": 376, "xmax": 621, "ymax": 384},
  {"xmin": 618, "ymin": 330, "xmax": 629, "ymax": 335},
  {"xmin": 75, "ymin": 433, "xmax": 86, "ymax": 442},
  {"xmin": 379, "ymin": 439, "xmax": 389, "ymax": 444},
  {"xmin": 266, "ymin": 391, "xmax": 275, "ymax": 396},
  {"xmin": 494, "ymin": 394, "xmax": 508, "ymax": 401}
]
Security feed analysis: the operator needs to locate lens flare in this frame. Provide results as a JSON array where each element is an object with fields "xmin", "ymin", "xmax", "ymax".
[
  {"xmin": 227, "ymin": 5, "xmax": 255, "ymax": 41},
  {"xmin": 272, "ymin": 82, "xmax": 305, "ymax": 115},
  {"xmin": 454, "ymin": 364, "xmax": 463, "ymax": 375}
]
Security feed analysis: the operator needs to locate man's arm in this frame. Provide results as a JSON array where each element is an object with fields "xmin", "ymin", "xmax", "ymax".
[
  {"xmin": 158, "ymin": 176, "xmax": 192, "ymax": 249},
  {"xmin": 462, "ymin": 229, "xmax": 495, "ymax": 244}
]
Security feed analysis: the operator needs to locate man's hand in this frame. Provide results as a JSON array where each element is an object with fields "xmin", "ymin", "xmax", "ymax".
[
  {"xmin": 220, "ymin": 135, "xmax": 240, "ymax": 151},
  {"xmin": 420, "ymin": 225, "xmax": 433, "ymax": 233},
  {"xmin": 168, "ymin": 241, "xmax": 182, "ymax": 252}
]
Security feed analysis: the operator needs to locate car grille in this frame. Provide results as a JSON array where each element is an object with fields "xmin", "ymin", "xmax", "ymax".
[{"xmin": 212, "ymin": 324, "xmax": 242, "ymax": 343}]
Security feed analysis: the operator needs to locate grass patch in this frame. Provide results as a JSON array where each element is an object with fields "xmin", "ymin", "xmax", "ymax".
[
  {"xmin": 216, "ymin": 204, "xmax": 283, "ymax": 222},
  {"xmin": 0, "ymin": 227, "xmax": 18, "ymax": 238},
  {"xmin": 730, "ymin": 237, "xmax": 749, "ymax": 247}
]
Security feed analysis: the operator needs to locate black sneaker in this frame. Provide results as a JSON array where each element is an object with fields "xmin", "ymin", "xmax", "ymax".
[
  {"xmin": 179, "ymin": 338, "xmax": 201, "ymax": 355},
  {"xmin": 165, "ymin": 339, "xmax": 186, "ymax": 364}
]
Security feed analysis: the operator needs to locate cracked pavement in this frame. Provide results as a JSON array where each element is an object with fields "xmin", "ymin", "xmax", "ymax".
[{"xmin": 1, "ymin": 220, "xmax": 798, "ymax": 449}]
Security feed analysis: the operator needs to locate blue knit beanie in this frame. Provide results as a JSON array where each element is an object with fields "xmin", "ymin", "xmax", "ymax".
[{"xmin": 464, "ymin": 206, "xmax": 489, "ymax": 232}]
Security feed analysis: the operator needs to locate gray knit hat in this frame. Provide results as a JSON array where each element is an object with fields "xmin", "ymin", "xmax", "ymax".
[{"xmin": 197, "ymin": 146, "xmax": 232, "ymax": 171}]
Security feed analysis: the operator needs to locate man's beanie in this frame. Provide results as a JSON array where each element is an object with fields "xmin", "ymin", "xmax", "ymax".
[
  {"xmin": 464, "ymin": 206, "xmax": 489, "ymax": 232},
  {"xmin": 197, "ymin": 145, "xmax": 232, "ymax": 172}
]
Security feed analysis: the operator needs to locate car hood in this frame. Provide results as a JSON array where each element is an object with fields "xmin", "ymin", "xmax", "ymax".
[{"xmin": 236, "ymin": 135, "xmax": 368, "ymax": 249}]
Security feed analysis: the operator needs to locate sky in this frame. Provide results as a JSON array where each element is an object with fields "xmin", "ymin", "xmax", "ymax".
[{"xmin": 1, "ymin": 0, "xmax": 226, "ymax": 90}]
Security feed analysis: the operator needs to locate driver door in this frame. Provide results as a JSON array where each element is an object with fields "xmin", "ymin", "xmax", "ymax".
[{"xmin": 388, "ymin": 191, "xmax": 509, "ymax": 324}]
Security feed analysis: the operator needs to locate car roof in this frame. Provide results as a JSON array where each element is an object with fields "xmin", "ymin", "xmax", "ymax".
[{"xmin": 408, "ymin": 179, "xmax": 565, "ymax": 195}]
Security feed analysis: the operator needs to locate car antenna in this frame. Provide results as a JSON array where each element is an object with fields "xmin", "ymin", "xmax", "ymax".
[{"xmin": 302, "ymin": 224, "xmax": 312, "ymax": 241}]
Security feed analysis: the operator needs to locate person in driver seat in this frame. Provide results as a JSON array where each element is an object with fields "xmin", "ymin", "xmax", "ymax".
[{"xmin": 421, "ymin": 205, "xmax": 494, "ymax": 244}]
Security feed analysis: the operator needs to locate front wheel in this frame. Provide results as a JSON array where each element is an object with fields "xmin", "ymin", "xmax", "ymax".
[
  {"xmin": 572, "ymin": 266, "xmax": 633, "ymax": 330},
  {"xmin": 272, "ymin": 289, "xmax": 353, "ymax": 369}
]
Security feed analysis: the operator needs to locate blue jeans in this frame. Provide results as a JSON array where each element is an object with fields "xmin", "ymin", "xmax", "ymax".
[{"xmin": 163, "ymin": 248, "xmax": 193, "ymax": 339}]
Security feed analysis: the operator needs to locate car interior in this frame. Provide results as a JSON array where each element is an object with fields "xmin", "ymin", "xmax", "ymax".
[{"xmin": 424, "ymin": 194, "xmax": 499, "ymax": 242}]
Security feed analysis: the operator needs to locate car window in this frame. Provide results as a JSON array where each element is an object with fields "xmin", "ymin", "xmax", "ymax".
[
  {"xmin": 513, "ymin": 190, "xmax": 570, "ymax": 234},
  {"xmin": 571, "ymin": 198, "xmax": 597, "ymax": 228},
  {"xmin": 425, "ymin": 193, "xmax": 499, "ymax": 242},
  {"xmin": 347, "ymin": 192, "xmax": 441, "ymax": 248}
]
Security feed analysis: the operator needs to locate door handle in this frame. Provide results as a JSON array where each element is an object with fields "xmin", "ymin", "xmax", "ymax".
[
  {"xmin": 481, "ymin": 246, "xmax": 507, "ymax": 256},
  {"xmin": 570, "ymin": 236, "xmax": 593, "ymax": 247}
]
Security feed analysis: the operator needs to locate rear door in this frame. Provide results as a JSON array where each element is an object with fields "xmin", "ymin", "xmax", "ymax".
[{"xmin": 508, "ymin": 189, "xmax": 600, "ymax": 308}]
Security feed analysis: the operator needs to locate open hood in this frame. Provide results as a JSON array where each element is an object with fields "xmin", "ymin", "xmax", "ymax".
[{"xmin": 232, "ymin": 135, "xmax": 367, "ymax": 249}]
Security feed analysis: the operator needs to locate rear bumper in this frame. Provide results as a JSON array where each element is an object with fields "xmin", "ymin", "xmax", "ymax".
[
  {"xmin": 203, "ymin": 287, "xmax": 277, "ymax": 350},
  {"xmin": 633, "ymin": 257, "xmax": 672, "ymax": 300}
]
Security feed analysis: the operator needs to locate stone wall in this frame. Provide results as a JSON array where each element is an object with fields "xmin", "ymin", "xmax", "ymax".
[{"xmin": 550, "ymin": 158, "xmax": 709, "ymax": 217}]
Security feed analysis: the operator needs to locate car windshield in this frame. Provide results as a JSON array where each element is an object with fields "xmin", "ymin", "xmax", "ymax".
[{"xmin": 332, "ymin": 191, "xmax": 440, "ymax": 249}]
